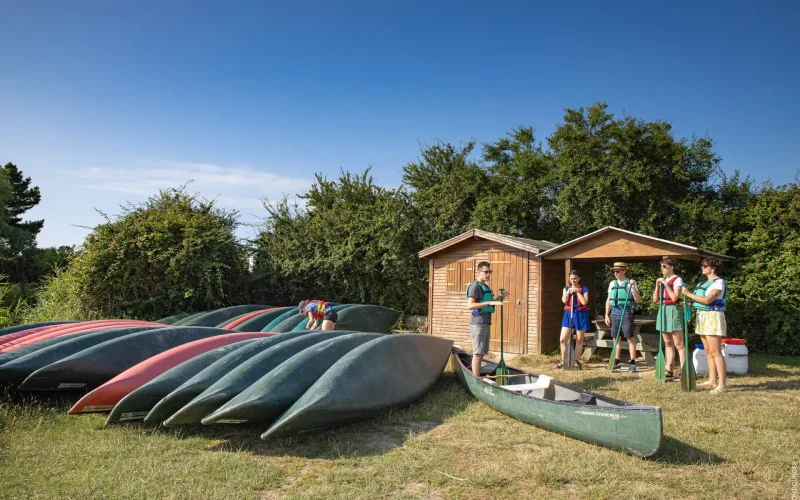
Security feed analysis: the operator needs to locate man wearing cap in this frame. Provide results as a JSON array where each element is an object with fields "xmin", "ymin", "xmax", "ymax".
[
  {"xmin": 298, "ymin": 300, "xmax": 337, "ymax": 331},
  {"xmin": 604, "ymin": 262, "xmax": 642, "ymax": 372}
]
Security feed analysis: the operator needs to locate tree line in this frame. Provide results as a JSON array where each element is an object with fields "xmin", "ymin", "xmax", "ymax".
[{"xmin": 5, "ymin": 102, "xmax": 798, "ymax": 354}]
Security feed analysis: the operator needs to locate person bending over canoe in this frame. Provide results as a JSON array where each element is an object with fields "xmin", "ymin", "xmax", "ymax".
[
  {"xmin": 298, "ymin": 300, "xmax": 338, "ymax": 331},
  {"xmin": 682, "ymin": 257, "xmax": 728, "ymax": 394},
  {"xmin": 555, "ymin": 270, "xmax": 589, "ymax": 369},
  {"xmin": 466, "ymin": 261, "xmax": 508, "ymax": 377},
  {"xmin": 651, "ymin": 257, "xmax": 686, "ymax": 382},
  {"xmin": 605, "ymin": 262, "xmax": 642, "ymax": 372}
]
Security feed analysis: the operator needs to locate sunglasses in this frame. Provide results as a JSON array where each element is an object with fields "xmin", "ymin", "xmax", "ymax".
[
  {"xmin": 701, "ymin": 264, "xmax": 710, "ymax": 268},
  {"xmin": 481, "ymin": 270, "xmax": 492, "ymax": 274}
]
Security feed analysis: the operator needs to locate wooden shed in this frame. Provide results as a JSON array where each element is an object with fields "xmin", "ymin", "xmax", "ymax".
[{"xmin": 419, "ymin": 226, "xmax": 731, "ymax": 355}]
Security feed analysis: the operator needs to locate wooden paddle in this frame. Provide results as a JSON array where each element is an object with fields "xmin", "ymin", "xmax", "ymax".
[
  {"xmin": 607, "ymin": 291, "xmax": 630, "ymax": 371},
  {"xmin": 655, "ymin": 284, "xmax": 667, "ymax": 382},
  {"xmin": 681, "ymin": 298, "xmax": 697, "ymax": 391},
  {"xmin": 495, "ymin": 288, "xmax": 509, "ymax": 385}
]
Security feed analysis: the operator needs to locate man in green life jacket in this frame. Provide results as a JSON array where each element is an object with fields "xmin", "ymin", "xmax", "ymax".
[{"xmin": 466, "ymin": 261, "xmax": 509, "ymax": 377}]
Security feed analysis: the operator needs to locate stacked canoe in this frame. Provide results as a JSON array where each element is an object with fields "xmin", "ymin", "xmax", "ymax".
[{"xmin": 0, "ymin": 304, "xmax": 453, "ymax": 438}]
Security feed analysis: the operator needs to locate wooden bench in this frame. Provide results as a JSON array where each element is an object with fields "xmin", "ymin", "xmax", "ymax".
[{"xmin": 580, "ymin": 317, "xmax": 660, "ymax": 365}]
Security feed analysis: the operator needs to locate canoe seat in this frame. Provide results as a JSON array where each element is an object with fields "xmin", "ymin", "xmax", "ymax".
[{"xmin": 500, "ymin": 375, "xmax": 552, "ymax": 392}]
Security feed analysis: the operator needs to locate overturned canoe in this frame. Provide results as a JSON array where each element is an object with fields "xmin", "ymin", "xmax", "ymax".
[
  {"xmin": 203, "ymin": 332, "xmax": 383, "ymax": 425},
  {"xmin": 144, "ymin": 330, "xmax": 316, "ymax": 424},
  {"xmin": 284, "ymin": 305, "xmax": 354, "ymax": 332},
  {"xmin": 0, "ymin": 320, "xmax": 160, "ymax": 352},
  {"xmin": 450, "ymin": 348, "xmax": 662, "ymax": 458},
  {"xmin": 178, "ymin": 305, "xmax": 270, "ymax": 327},
  {"xmin": 70, "ymin": 333, "xmax": 275, "ymax": 414},
  {"xmin": 232, "ymin": 307, "xmax": 293, "ymax": 332},
  {"xmin": 0, "ymin": 322, "xmax": 77, "ymax": 343},
  {"xmin": 18, "ymin": 327, "xmax": 231, "ymax": 391},
  {"xmin": 106, "ymin": 339, "xmax": 263, "ymax": 424},
  {"xmin": 262, "ymin": 334, "xmax": 453, "ymax": 439},
  {"xmin": 219, "ymin": 309, "xmax": 273, "ymax": 329},
  {"xmin": 0, "ymin": 327, "xmax": 158, "ymax": 386},
  {"xmin": 155, "ymin": 313, "xmax": 194, "ymax": 325},
  {"xmin": 334, "ymin": 305, "xmax": 402, "ymax": 333},
  {"xmin": 164, "ymin": 330, "xmax": 357, "ymax": 426}
]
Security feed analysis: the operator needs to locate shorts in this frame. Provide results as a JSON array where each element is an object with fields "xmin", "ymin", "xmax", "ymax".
[
  {"xmin": 696, "ymin": 310, "xmax": 726, "ymax": 337},
  {"xmin": 470, "ymin": 324, "xmax": 491, "ymax": 355},
  {"xmin": 322, "ymin": 308, "xmax": 338, "ymax": 323},
  {"xmin": 561, "ymin": 310, "xmax": 590, "ymax": 331},
  {"xmin": 610, "ymin": 313, "xmax": 635, "ymax": 339},
  {"xmin": 656, "ymin": 304, "xmax": 684, "ymax": 332}
]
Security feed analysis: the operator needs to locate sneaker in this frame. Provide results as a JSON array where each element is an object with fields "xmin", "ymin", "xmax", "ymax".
[
  {"xmin": 572, "ymin": 360, "xmax": 583, "ymax": 370},
  {"xmin": 628, "ymin": 363, "xmax": 637, "ymax": 373},
  {"xmin": 613, "ymin": 361, "xmax": 621, "ymax": 370},
  {"xmin": 554, "ymin": 361, "xmax": 563, "ymax": 369}
]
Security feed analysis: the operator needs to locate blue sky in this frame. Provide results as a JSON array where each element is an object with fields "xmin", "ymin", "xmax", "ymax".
[{"xmin": 1, "ymin": 1, "xmax": 798, "ymax": 247}]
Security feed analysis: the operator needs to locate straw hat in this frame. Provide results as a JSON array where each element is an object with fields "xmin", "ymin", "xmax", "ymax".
[{"xmin": 610, "ymin": 262, "xmax": 629, "ymax": 271}]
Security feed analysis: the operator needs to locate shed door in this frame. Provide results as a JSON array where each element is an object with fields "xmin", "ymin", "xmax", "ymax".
[{"xmin": 487, "ymin": 251, "xmax": 528, "ymax": 354}]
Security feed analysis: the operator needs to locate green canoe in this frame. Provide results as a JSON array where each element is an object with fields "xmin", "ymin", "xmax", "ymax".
[
  {"xmin": 203, "ymin": 332, "xmax": 384, "ymax": 424},
  {"xmin": 450, "ymin": 348, "xmax": 662, "ymax": 457},
  {"xmin": 232, "ymin": 307, "xmax": 293, "ymax": 332},
  {"xmin": 178, "ymin": 305, "xmax": 270, "ymax": 327},
  {"xmin": 105, "ymin": 339, "xmax": 261, "ymax": 424},
  {"xmin": 18, "ymin": 327, "xmax": 231, "ymax": 392},
  {"xmin": 334, "ymin": 305, "xmax": 402, "ymax": 333},
  {"xmin": 0, "ymin": 327, "xmax": 158, "ymax": 386},
  {"xmin": 262, "ymin": 334, "xmax": 453, "ymax": 439},
  {"xmin": 164, "ymin": 330, "xmax": 358, "ymax": 426},
  {"xmin": 171, "ymin": 311, "xmax": 208, "ymax": 326},
  {"xmin": 144, "ymin": 330, "xmax": 316, "ymax": 424}
]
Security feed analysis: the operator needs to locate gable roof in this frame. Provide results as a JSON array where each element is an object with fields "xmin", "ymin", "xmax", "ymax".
[
  {"xmin": 536, "ymin": 226, "xmax": 734, "ymax": 261},
  {"xmin": 418, "ymin": 229, "xmax": 558, "ymax": 258}
]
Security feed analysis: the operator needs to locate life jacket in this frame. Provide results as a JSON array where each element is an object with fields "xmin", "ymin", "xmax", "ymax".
[
  {"xmin": 693, "ymin": 279, "xmax": 726, "ymax": 311},
  {"xmin": 563, "ymin": 286, "xmax": 589, "ymax": 311},
  {"xmin": 466, "ymin": 281, "xmax": 495, "ymax": 315},
  {"xmin": 609, "ymin": 279, "xmax": 635, "ymax": 308},
  {"xmin": 660, "ymin": 276, "xmax": 681, "ymax": 306},
  {"xmin": 305, "ymin": 300, "xmax": 331, "ymax": 319}
]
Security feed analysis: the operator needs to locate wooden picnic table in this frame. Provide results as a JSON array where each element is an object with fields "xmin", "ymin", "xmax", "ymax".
[{"xmin": 580, "ymin": 316, "xmax": 660, "ymax": 365}]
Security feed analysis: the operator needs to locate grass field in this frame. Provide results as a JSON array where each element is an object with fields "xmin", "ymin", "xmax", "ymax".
[{"xmin": 1, "ymin": 353, "xmax": 798, "ymax": 499}]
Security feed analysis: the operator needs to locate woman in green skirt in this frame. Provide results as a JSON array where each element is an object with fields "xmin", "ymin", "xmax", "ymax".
[{"xmin": 651, "ymin": 257, "xmax": 685, "ymax": 381}]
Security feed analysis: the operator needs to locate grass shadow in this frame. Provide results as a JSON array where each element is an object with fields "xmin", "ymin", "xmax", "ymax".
[
  {"xmin": 734, "ymin": 379, "xmax": 800, "ymax": 392},
  {"xmin": 126, "ymin": 373, "xmax": 474, "ymax": 460},
  {"xmin": 651, "ymin": 435, "xmax": 726, "ymax": 465},
  {"xmin": 575, "ymin": 376, "xmax": 644, "ymax": 392}
]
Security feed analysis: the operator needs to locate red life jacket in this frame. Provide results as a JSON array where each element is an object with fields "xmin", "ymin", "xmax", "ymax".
[
  {"xmin": 306, "ymin": 300, "xmax": 330, "ymax": 319},
  {"xmin": 563, "ymin": 287, "xmax": 589, "ymax": 311},
  {"xmin": 661, "ymin": 276, "xmax": 681, "ymax": 306}
]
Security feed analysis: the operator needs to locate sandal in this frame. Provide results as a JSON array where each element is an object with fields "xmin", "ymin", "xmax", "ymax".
[
  {"xmin": 699, "ymin": 381, "xmax": 715, "ymax": 387},
  {"xmin": 573, "ymin": 360, "xmax": 583, "ymax": 370},
  {"xmin": 554, "ymin": 361, "xmax": 563, "ymax": 369},
  {"xmin": 710, "ymin": 386, "xmax": 727, "ymax": 394},
  {"xmin": 665, "ymin": 370, "xmax": 674, "ymax": 381}
]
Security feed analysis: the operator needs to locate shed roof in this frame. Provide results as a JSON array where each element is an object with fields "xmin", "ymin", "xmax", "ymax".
[
  {"xmin": 536, "ymin": 226, "xmax": 734, "ymax": 261},
  {"xmin": 418, "ymin": 229, "xmax": 558, "ymax": 258}
]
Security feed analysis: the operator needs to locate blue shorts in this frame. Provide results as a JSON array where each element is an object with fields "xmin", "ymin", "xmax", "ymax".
[{"xmin": 561, "ymin": 310, "xmax": 590, "ymax": 331}]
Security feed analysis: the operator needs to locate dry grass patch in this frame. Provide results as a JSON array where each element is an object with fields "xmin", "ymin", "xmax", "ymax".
[{"xmin": 1, "ymin": 354, "xmax": 798, "ymax": 499}]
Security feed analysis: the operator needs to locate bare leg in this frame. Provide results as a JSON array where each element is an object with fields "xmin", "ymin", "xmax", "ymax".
[
  {"xmin": 705, "ymin": 336, "xmax": 727, "ymax": 389},
  {"xmin": 662, "ymin": 332, "xmax": 675, "ymax": 373},
  {"xmin": 472, "ymin": 354, "xmax": 484, "ymax": 377},
  {"xmin": 701, "ymin": 335, "xmax": 717, "ymax": 385},
  {"xmin": 627, "ymin": 338, "xmax": 636, "ymax": 363},
  {"xmin": 672, "ymin": 331, "xmax": 686, "ymax": 369},
  {"xmin": 575, "ymin": 330, "xmax": 586, "ymax": 360},
  {"xmin": 321, "ymin": 320, "xmax": 336, "ymax": 331},
  {"xmin": 559, "ymin": 327, "xmax": 570, "ymax": 357}
]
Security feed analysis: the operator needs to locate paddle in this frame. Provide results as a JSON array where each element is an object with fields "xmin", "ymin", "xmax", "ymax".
[
  {"xmin": 495, "ymin": 288, "xmax": 509, "ymax": 385},
  {"xmin": 655, "ymin": 283, "xmax": 666, "ymax": 382},
  {"xmin": 563, "ymin": 289, "xmax": 576, "ymax": 370},
  {"xmin": 607, "ymin": 287, "xmax": 630, "ymax": 371},
  {"xmin": 681, "ymin": 298, "xmax": 697, "ymax": 391}
]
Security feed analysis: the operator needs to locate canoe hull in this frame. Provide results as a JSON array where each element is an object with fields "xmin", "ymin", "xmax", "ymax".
[{"xmin": 450, "ymin": 349, "xmax": 662, "ymax": 458}]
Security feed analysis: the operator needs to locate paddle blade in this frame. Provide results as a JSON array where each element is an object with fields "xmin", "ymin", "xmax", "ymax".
[
  {"xmin": 495, "ymin": 362, "xmax": 509, "ymax": 386},
  {"xmin": 563, "ymin": 338, "xmax": 576, "ymax": 371},
  {"xmin": 681, "ymin": 302, "xmax": 696, "ymax": 391},
  {"xmin": 607, "ymin": 337, "xmax": 618, "ymax": 371},
  {"xmin": 655, "ymin": 349, "xmax": 666, "ymax": 382}
]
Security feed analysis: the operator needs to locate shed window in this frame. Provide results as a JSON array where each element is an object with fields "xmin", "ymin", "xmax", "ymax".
[{"xmin": 446, "ymin": 260, "xmax": 476, "ymax": 293}]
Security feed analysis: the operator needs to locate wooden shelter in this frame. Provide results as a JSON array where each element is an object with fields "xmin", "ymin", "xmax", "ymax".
[{"xmin": 419, "ymin": 227, "xmax": 731, "ymax": 355}]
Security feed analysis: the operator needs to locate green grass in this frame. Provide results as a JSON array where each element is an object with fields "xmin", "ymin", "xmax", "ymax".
[{"xmin": 1, "ymin": 354, "xmax": 798, "ymax": 499}]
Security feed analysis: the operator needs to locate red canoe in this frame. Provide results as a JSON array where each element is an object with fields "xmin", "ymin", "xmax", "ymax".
[
  {"xmin": 68, "ymin": 332, "xmax": 276, "ymax": 414},
  {"xmin": 222, "ymin": 309, "xmax": 276, "ymax": 330},
  {"xmin": 0, "ymin": 325, "xmax": 60, "ymax": 345},
  {"xmin": 0, "ymin": 321, "xmax": 161, "ymax": 353}
]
